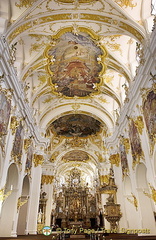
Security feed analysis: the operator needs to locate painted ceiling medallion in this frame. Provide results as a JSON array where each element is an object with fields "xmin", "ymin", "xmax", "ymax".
[
  {"xmin": 45, "ymin": 28, "xmax": 107, "ymax": 97},
  {"xmin": 62, "ymin": 150, "xmax": 89, "ymax": 162},
  {"xmin": 48, "ymin": 114, "xmax": 101, "ymax": 137}
]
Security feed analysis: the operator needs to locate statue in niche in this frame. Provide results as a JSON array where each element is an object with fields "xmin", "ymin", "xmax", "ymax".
[
  {"xmin": 37, "ymin": 209, "xmax": 43, "ymax": 224},
  {"xmin": 70, "ymin": 167, "xmax": 81, "ymax": 187}
]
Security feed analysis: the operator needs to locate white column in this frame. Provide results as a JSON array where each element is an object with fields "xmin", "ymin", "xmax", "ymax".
[
  {"xmin": 11, "ymin": 152, "xmax": 27, "ymax": 236},
  {"xmin": 26, "ymin": 165, "xmax": 42, "ymax": 234},
  {"xmin": 101, "ymin": 193, "xmax": 110, "ymax": 229},
  {"xmin": 45, "ymin": 183, "xmax": 54, "ymax": 226}
]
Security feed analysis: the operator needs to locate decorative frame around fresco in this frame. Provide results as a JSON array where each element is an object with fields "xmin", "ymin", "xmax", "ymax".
[
  {"xmin": 142, "ymin": 85, "xmax": 156, "ymax": 154},
  {"xmin": 128, "ymin": 118, "xmax": 144, "ymax": 169},
  {"xmin": 119, "ymin": 141, "xmax": 129, "ymax": 178},
  {"xmin": 0, "ymin": 90, "xmax": 11, "ymax": 137},
  {"xmin": 11, "ymin": 121, "xmax": 24, "ymax": 165},
  {"xmin": 25, "ymin": 144, "xmax": 33, "ymax": 176},
  {"xmin": 0, "ymin": 89, "xmax": 11, "ymax": 154},
  {"xmin": 45, "ymin": 27, "xmax": 107, "ymax": 98}
]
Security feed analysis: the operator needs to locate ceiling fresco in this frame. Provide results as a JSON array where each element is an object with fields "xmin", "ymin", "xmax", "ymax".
[
  {"xmin": 47, "ymin": 114, "xmax": 101, "ymax": 137},
  {"xmin": 46, "ymin": 31, "xmax": 107, "ymax": 97},
  {"xmin": 62, "ymin": 150, "xmax": 89, "ymax": 162}
]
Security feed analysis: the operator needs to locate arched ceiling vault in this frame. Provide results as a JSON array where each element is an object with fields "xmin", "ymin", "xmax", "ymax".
[{"xmin": 1, "ymin": 0, "xmax": 153, "ymax": 182}]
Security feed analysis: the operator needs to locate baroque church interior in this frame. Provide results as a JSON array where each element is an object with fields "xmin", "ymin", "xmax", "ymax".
[{"xmin": 0, "ymin": 0, "xmax": 156, "ymax": 239}]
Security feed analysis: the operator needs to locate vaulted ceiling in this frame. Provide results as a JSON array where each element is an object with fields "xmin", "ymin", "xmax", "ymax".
[{"xmin": 1, "ymin": 0, "xmax": 153, "ymax": 186}]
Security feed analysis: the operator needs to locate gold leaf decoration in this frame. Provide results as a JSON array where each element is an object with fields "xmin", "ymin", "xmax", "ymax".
[
  {"xmin": 127, "ymin": 193, "xmax": 138, "ymax": 210},
  {"xmin": 100, "ymin": 175, "xmax": 110, "ymax": 185},
  {"xmin": 29, "ymin": 41, "xmax": 45, "ymax": 55},
  {"xmin": 50, "ymin": 151, "xmax": 59, "ymax": 162},
  {"xmin": 24, "ymin": 138, "xmax": 32, "ymax": 152},
  {"xmin": 33, "ymin": 154, "xmax": 44, "ymax": 167},
  {"xmin": 109, "ymin": 153, "xmax": 120, "ymax": 167},
  {"xmin": 115, "ymin": 0, "xmax": 137, "ymax": 8},
  {"xmin": 15, "ymin": 0, "xmax": 37, "ymax": 9},
  {"xmin": 103, "ymin": 75, "xmax": 114, "ymax": 86},
  {"xmin": 143, "ymin": 183, "xmax": 156, "ymax": 204},
  {"xmin": 37, "ymin": 75, "xmax": 47, "ymax": 88},
  {"xmin": 71, "ymin": 103, "xmax": 81, "ymax": 111},
  {"xmin": 134, "ymin": 116, "xmax": 144, "ymax": 135},
  {"xmin": 120, "ymin": 137, "xmax": 130, "ymax": 154},
  {"xmin": 97, "ymin": 96, "xmax": 109, "ymax": 104},
  {"xmin": 95, "ymin": 151, "xmax": 106, "ymax": 162},
  {"xmin": 106, "ymin": 42, "xmax": 122, "ymax": 55},
  {"xmin": 10, "ymin": 116, "xmax": 19, "ymax": 135},
  {"xmin": 41, "ymin": 175, "xmax": 54, "ymax": 184},
  {"xmin": 42, "ymin": 96, "xmax": 54, "ymax": 104}
]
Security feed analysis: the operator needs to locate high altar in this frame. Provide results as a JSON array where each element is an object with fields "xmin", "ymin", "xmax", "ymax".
[{"xmin": 53, "ymin": 168, "xmax": 99, "ymax": 228}]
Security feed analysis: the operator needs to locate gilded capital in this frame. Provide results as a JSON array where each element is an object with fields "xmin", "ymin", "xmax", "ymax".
[
  {"xmin": 143, "ymin": 183, "xmax": 156, "ymax": 203},
  {"xmin": 41, "ymin": 175, "xmax": 54, "ymax": 185},
  {"xmin": 33, "ymin": 154, "xmax": 44, "ymax": 167},
  {"xmin": 109, "ymin": 153, "xmax": 120, "ymax": 167}
]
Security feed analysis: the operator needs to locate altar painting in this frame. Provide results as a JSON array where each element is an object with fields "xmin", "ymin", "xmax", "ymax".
[
  {"xmin": 143, "ymin": 90, "xmax": 156, "ymax": 153},
  {"xmin": 119, "ymin": 142, "xmax": 128, "ymax": 178},
  {"xmin": 0, "ymin": 92, "xmax": 11, "ymax": 136},
  {"xmin": 129, "ymin": 119, "xmax": 144, "ymax": 168},
  {"xmin": 12, "ymin": 121, "xmax": 24, "ymax": 163},
  {"xmin": 47, "ymin": 32, "xmax": 104, "ymax": 97}
]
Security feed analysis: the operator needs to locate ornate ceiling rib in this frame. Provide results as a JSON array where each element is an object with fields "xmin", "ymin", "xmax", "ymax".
[{"xmin": 6, "ymin": 9, "xmax": 146, "ymax": 43}]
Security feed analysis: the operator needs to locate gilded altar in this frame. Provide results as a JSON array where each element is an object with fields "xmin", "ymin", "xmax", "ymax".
[{"xmin": 54, "ymin": 168, "xmax": 99, "ymax": 228}]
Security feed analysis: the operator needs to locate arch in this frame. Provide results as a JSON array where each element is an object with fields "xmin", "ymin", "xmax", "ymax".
[
  {"xmin": 136, "ymin": 163, "xmax": 156, "ymax": 233},
  {"xmin": 40, "ymin": 106, "xmax": 114, "ymax": 131},
  {"xmin": 136, "ymin": 163, "xmax": 148, "ymax": 188},
  {"xmin": 124, "ymin": 176, "xmax": 132, "ymax": 195},
  {"xmin": 0, "ymin": 163, "xmax": 19, "ymax": 237},
  {"xmin": 123, "ymin": 176, "xmax": 138, "ymax": 228},
  {"xmin": 17, "ymin": 175, "xmax": 30, "ymax": 235}
]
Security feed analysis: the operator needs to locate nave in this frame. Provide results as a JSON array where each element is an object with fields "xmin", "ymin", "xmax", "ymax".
[{"xmin": 0, "ymin": 0, "xmax": 156, "ymax": 238}]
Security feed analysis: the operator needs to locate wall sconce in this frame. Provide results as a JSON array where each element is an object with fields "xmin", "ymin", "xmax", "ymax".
[
  {"xmin": 0, "ymin": 185, "xmax": 12, "ymax": 202},
  {"xmin": 17, "ymin": 196, "xmax": 29, "ymax": 211},
  {"xmin": 0, "ymin": 186, "xmax": 13, "ymax": 215},
  {"xmin": 143, "ymin": 183, "xmax": 156, "ymax": 203},
  {"xmin": 127, "ymin": 193, "xmax": 138, "ymax": 211}
]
